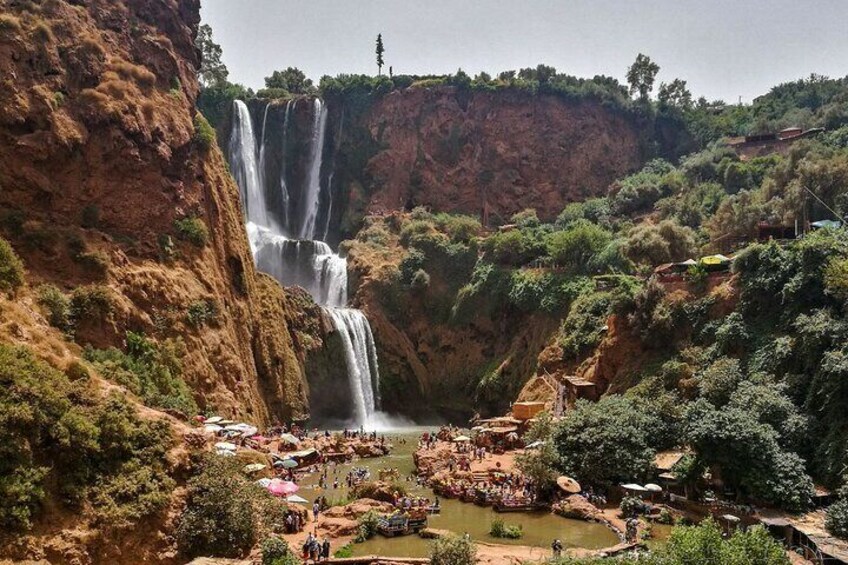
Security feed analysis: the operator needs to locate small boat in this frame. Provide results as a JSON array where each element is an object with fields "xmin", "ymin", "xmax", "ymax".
[{"xmin": 493, "ymin": 501, "xmax": 539, "ymax": 513}]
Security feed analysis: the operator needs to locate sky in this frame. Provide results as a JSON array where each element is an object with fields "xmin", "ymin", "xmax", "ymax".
[{"xmin": 200, "ymin": 0, "xmax": 848, "ymax": 104}]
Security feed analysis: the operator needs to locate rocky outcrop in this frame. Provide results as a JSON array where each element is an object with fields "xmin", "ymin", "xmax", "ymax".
[{"xmin": 0, "ymin": 0, "xmax": 308, "ymax": 423}]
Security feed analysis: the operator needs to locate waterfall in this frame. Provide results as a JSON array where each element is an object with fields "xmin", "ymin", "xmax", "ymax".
[
  {"xmin": 298, "ymin": 98, "xmax": 329, "ymax": 240},
  {"xmin": 227, "ymin": 97, "xmax": 386, "ymax": 427},
  {"xmin": 229, "ymin": 100, "xmax": 269, "ymax": 228},
  {"xmin": 327, "ymin": 308, "xmax": 381, "ymax": 426},
  {"xmin": 279, "ymin": 99, "xmax": 294, "ymax": 234}
]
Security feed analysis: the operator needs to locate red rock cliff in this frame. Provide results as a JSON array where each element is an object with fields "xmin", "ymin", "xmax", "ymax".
[
  {"xmin": 348, "ymin": 87, "xmax": 645, "ymax": 223},
  {"xmin": 0, "ymin": 0, "xmax": 308, "ymax": 424}
]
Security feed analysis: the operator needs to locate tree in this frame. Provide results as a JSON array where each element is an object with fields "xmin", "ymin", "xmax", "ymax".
[
  {"xmin": 552, "ymin": 396, "xmax": 661, "ymax": 485},
  {"xmin": 376, "ymin": 33, "xmax": 385, "ymax": 76},
  {"xmin": 626, "ymin": 53, "xmax": 660, "ymax": 101},
  {"xmin": 827, "ymin": 485, "xmax": 848, "ymax": 539},
  {"xmin": 195, "ymin": 24, "xmax": 229, "ymax": 87},
  {"xmin": 545, "ymin": 220, "xmax": 613, "ymax": 274},
  {"xmin": 264, "ymin": 67, "xmax": 313, "ymax": 94},
  {"xmin": 658, "ymin": 78, "xmax": 693, "ymax": 109}
]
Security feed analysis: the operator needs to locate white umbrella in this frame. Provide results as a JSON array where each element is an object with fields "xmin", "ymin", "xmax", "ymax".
[
  {"xmin": 243, "ymin": 463, "xmax": 267, "ymax": 473},
  {"xmin": 203, "ymin": 424, "xmax": 223, "ymax": 433},
  {"xmin": 286, "ymin": 494, "xmax": 309, "ymax": 504},
  {"xmin": 214, "ymin": 441, "xmax": 238, "ymax": 451},
  {"xmin": 621, "ymin": 483, "xmax": 648, "ymax": 492},
  {"xmin": 217, "ymin": 449, "xmax": 236, "ymax": 457},
  {"xmin": 205, "ymin": 416, "xmax": 224, "ymax": 424},
  {"xmin": 644, "ymin": 483, "xmax": 663, "ymax": 492},
  {"xmin": 280, "ymin": 433, "xmax": 301, "ymax": 445},
  {"xmin": 453, "ymin": 435, "xmax": 471, "ymax": 442},
  {"xmin": 525, "ymin": 441, "xmax": 545, "ymax": 449},
  {"xmin": 256, "ymin": 478, "xmax": 272, "ymax": 488}
]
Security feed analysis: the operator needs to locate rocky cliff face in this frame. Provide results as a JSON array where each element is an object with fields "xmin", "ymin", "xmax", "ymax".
[
  {"xmin": 333, "ymin": 87, "xmax": 646, "ymax": 233},
  {"xmin": 0, "ymin": 0, "xmax": 308, "ymax": 424}
]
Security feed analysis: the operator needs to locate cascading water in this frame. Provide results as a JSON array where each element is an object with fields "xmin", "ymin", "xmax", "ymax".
[
  {"xmin": 298, "ymin": 98, "xmax": 329, "ymax": 240},
  {"xmin": 228, "ymin": 99, "xmax": 386, "ymax": 427}
]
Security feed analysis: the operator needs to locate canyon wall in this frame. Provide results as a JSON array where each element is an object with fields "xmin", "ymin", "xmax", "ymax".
[{"xmin": 0, "ymin": 0, "xmax": 309, "ymax": 425}]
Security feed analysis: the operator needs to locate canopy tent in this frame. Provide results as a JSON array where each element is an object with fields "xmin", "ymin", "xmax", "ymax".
[
  {"xmin": 286, "ymin": 494, "xmax": 309, "ymax": 504},
  {"xmin": 557, "ymin": 476, "xmax": 581, "ymax": 494},
  {"xmin": 812, "ymin": 220, "xmax": 842, "ymax": 230}
]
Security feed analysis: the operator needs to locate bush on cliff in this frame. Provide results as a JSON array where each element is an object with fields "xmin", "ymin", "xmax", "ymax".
[
  {"xmin": 174, "ymin": 216, "xmax": 209, "ymax": 248},
  {"xmin": 0, "ymin": 344, "xmax": 174, "ymax": 531},
  {"xmin": 84, "ymin": 332, "xmax": 197, "ymax": 415},
  {"xmin": 0, "ymin": 236, "xmax": 25, "ymax": 293}
]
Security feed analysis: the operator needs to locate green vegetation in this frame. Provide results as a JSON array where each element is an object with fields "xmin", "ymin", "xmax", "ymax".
[
  {"xmin": 354, "ymin": 510, "xmax": 380, "ymax": 542},
  {"xmin": 260, "ymin": 537, "xmax": 297, "ymax": 565},
  {"xmin": 186, "ymin": 299, "xmax": 218, "ymax": 328},
  {"xmin": 174, "ymin": 215, "xmax": 209, "ymax": 247},
  {"xmin": 0, "ymin": 236, "xmax": 25, "ymax": 293},
  {"xmin": 84, "ymin": 331, "xmax": 197, "ymax": 415},
  {"xmin": 553, "ymin": 519, "xmax": 787, "ymax": 564},
  {"xmin": 429, "ymin": 534, "xmax": 476, "ymax": 565},
  {"xmin": 489, "ymin": 518, "xmax": 523, "ymax": 539},
  {"xmin": 193, "ymin": 113, "xmax": 216, "ymax": 150},
  {"xmin": 176, "ymin": 455, "xmax": 286, "ymax": 558},
  {"xmin": 0, "ymin": 343, "xmax": 174, "ymax": 531}
]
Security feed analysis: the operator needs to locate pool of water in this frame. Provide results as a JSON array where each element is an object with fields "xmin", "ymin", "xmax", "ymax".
[{"xmin": 296, "ymin": 431, "xmax": 620, "ymax": 557}]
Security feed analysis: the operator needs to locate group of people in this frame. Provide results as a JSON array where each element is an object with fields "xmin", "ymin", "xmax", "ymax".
[
  {"xmin": 301, "ymin": 532, "xmax": 331, "ymax": 561},
  {"xmin": 283, "ymin": 508, "xmax": 309, "ymax": 534}
]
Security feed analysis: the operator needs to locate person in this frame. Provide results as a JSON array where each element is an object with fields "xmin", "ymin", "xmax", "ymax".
[
  {"xmin": 322, "ymin": 538, "xmax": 331, "ymax": 561},
  {"xmin": 552, "ymin": 538, "xmax": 563, "ymax": 558},
  {"xmin": 313, "ymin": 501, "xmax": 320, "ymax": 520}
]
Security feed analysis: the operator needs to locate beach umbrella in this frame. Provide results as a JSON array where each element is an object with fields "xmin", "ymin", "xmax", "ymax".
[
  {"xmin": 217, "ymin": 449, "xmax": 236, "ymax": 457},
  {"xmin": 205, "ymin": 416, "xmax": 224, "ymax": 424},
  {"xmin": 268, "ymin": 479, "xmax": 299, "ymax": 496},
  {"xmin": 239, "ymin": 426, "xmax": 259, "ymax": 437},
  {"xmin": 274, "ymin": 458, "xmax": 298, "ymax": 469},
  {"xmin": 243, "ymin": 463, "xmax": 267, "ymax": 473},
  {"xmin": 203, "ymin": 424, "xmax": 223, "ymax": 433},
  {"xmin": 453, "ymin": 435, "xmax": 471, "ymax": 442},
  {"xmin": 525, "ymin": 441, "xmax": 545, "ymax": 449},
  {"xmin": 557, "ymin": 476, "xmax": 582, "ymax": 494},
  {"xmin": 256, "ymin": 478, "xmax": 272, "ymax": 488},
  {"xmin": 280, "ymin": 433, "xmax": 301, "ymax": 445},
  {"xmin": 644, "ymin": 483, "xmax": 663, "ymax": 492},
  {"xmin": 286, "ymin": 494, "xmax": 309, "ymax": 504},
  {"xmin": 214, "ymin": 441, "xmax": 237, "ymax": 452},
  {"xmin": 506, "ymin": 432, "xmax": 520, "ymax": 441},
  {"xmin": 700, "ymin": 254, "xmax": 731, "ymax": 265},
  {"xmin": 621, "ymin": 483, "xmax": 648, "ymax": 492},
  {"xmin": 471, "ymin": 426, "xmax": 486, "ymax": 432},
  {"xmin": 218, "ymin": 419, "xmax": 236, "ymax": 426}
]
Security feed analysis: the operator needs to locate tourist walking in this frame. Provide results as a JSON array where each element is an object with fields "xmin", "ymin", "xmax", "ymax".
[{"xmin": 551, "ymin": 538, "xmax": 563, "ymax": 558}]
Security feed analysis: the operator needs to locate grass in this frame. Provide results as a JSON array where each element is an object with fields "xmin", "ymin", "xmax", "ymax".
[
  {"xmin": 193, "ymin": 113, "xmax": 216, "ymax": 150},
  {"xmin": 0, "ymin": 237, "xmax": 25, "ymax": 293}
]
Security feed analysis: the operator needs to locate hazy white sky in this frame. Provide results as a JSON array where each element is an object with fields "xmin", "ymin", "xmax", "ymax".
[{"xmin": 200, "ymin": 0, "xmax": 848, "ymax": 103}]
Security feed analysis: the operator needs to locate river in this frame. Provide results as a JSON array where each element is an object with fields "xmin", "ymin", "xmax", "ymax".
[{"xmin": 296, "ymin": 430, "xmax": 620, "ymax": 558}]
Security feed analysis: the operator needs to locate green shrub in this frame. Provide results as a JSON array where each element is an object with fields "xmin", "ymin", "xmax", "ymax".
[
  {"xmin": 85, "ymin": 332, "xmax": 197, "ymax": 415},
  {"xmin": 0, "ymin": 236, "xmax": 25, "ymax": 292},
  {"xmin": 36, "ymin": 284, "xmax": 72, "ymax": 334},
  {"xmin": 174, "ymin": 216, "xmax": 209, "ymax": 248},
  {"xmin": 334, "ymin": 544, "xmax": 354, "ymax": 558},
  {"xmin": 177, "ymin": 455, "xmax": 284, "ymax": 558},
  {"xmin": 827, "ymin": 488, "xmax": 848, "ymax": 539},
  {"xmin": 410, "ymin": 268, "xmax": 430, "ymax": 291},
  {"xmin": 70, "ymin": 285, "xmax": 112, "ymax": 319},
  {"xmin": 193, "ymin": 113, "xmax": 216, "ymax": 150},
  {"xmin": 0, "ymin": 344, "xmax": 174, "ymax": 531},
  {"xmin": 619, "ymin": 496, "xmax": 646, "ymax": 518},
  {"xmin": 76, "ymin": 250, "xmax": 110, "ymax": 275},
  {"xmin": 187, "ymin": 299, "xmax": 218, "ymax": 328},
  {"xmin": 261, "ymin": 537, "xmax": 292, "ymax": 565},
  {"xmin": 430, "ymin": 534, "xmax": 476, "ymax": 565},
  {"xmin": 354, "ymin": 510, "xmax": 380, "ymax": 542},
  {"xmin": 489, "ymin": 518, "xmax": 523, "ymax": 539}
]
